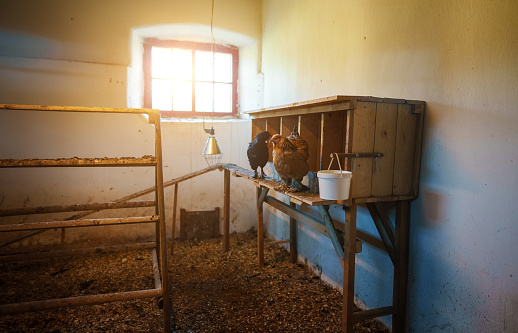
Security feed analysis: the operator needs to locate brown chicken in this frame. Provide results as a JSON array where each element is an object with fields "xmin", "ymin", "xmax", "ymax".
[{"xmin": 268, "ymin": 126, "xmax": 310, "ymax": 192}]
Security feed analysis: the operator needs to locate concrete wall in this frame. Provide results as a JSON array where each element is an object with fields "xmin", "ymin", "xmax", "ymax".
[
  {"xmin": 261, "ymin": 0, "xmax": 518, "ymax": 332},
  {"xmin": 0, "ymin": 0, "xmax": 262, "ymax": 249}
]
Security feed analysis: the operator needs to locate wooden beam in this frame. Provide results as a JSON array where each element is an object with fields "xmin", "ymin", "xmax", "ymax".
[
  {"xmin": 366, "ymin": 203, "xmax": 396, "ymax": 264},
  {"xmin": 0, "ymin": 156, "xmax": 157, "ymax": 168},
  {"xmin": 343, "ymin": 204, "xmax": 357, "ymax": 333},
  {"xmin": 289, "ymin": 200, "xmax": 298, "ymax": 263},
  {"xmin": 0, "ymin": 216, "xmax": 159, "ymax": 232},
  {"xmin": 257, "ymin": 187, "xmax": 266, "ymax": 267},
  {"xmin": 170, "ymin": 184, "xmax": 178, "ymax": 256},
  {"xmin": 266, "ymin": 239, "xmax": 290, "ymax": 246},
  {"xmin": 318, "ymin": 206, "xmax": 344, "ymax": 266},
  {"xmin": 263, "ymin": 195, "xmax": 362, "ymax": 253},
  {"xmin": 356, "ymin": 229, "xmax": 386, "ymax": 253},
  {"xmin": 0, "ymin": 104, "xmax": 159, "ymax": 114},
  {"xmin": 353, "ymin": 306, "xmax": 394, "ymax": 322},
  {"xmin": 0, "ymin": 200, "xmax": 155, "ymax": 217},
  {"xmin": 223, "ymin": 169, "xmax": 230, "ymax": 252},
  {"xmin": 393, "ymin": 200, "xmax": 411, "ymax": 332}
]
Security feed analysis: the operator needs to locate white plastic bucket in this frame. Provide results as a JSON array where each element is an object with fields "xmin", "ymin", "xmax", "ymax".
[{"xmin": 317, "ymin": 170, "xmax": 352, "ymax": 200}]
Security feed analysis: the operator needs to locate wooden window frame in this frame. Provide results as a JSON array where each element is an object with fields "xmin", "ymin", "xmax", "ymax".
[{"xmin": 143, "ymin": 38, "xmax": 239, "ymax": 117}]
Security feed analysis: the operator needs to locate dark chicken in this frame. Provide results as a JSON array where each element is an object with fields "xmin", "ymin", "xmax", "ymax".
[
  {"xmin": 268, "ymin": 126, "xmax": 310, "ymax": 192},
  {"xmin": 247, "ymin": 131, "xmax": 272, "ymax": 179}
]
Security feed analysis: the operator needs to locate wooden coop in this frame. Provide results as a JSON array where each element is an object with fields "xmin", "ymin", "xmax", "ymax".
[
  {"xmin": 231, "ymin": 95, "xmax": 425, "ymax": 332},
  {"xmin": 0, "ymin": 105, "xmax": 171, "ymax": 332}
]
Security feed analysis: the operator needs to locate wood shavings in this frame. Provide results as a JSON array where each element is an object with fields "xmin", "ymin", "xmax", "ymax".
[{"xmin": 0, "ymin": 231, "xmax": 389, "ymax": 332}]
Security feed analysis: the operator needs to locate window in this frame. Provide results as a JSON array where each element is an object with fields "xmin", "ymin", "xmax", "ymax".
[{"xmin": 143, "ymin": 39, "xmax": 238, "ymax": 117}]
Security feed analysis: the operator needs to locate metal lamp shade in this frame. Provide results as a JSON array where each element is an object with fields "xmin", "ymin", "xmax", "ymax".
[{"xmin": 202, "ymin": 135, "xmax": 222, "ymax": 167}]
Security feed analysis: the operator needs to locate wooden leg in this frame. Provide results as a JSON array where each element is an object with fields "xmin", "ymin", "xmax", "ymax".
[
  {"xmin": 393, "ymin": 200, "xmax": 410, "ymax": 332},
  {"xmin": 153, "ymin": 114, "xmax": 171, "ymax": 333},
  {"xmin": 170, "ymin": 184, "xmax": 178, "ymax": 256},
  {"xmin": 289, "ymin": 201, "xmax": 297, "ymax": 263},
  {"xmin": 343, "ymin": 204, "xmax": 357, "ymax": 333},
  {"xmin": 223, "ymin": 169, "xmax": 230, "ymax": 252},
  {"xmin": 257, "ymin": 187, "xmax": 265, "ymax": 267}
]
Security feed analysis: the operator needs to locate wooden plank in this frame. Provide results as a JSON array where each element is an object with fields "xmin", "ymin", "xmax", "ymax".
[
  {"xmin": 343, "ymin": 204, "xmax": 358, "ymax": 333},
  {"xmin": 299, "ymin": 113, "xmax": 321, "ymax": 172},
  {"xmin": 170, "ymin": 184, "xmax": 178, "ymax": 255},
  {"xmin": 245, "ymin": 101, "xmax": 355, "ymax": 119},
  {"xmin": 353, "ymin": 306, "xmax": 395, "ymax": 322},
  {"xmin": 281, "ymin": 115, "xmax": 299, "ymax": 136},
  {"xmin": 0, "ymin": 216, "xmax": 160, "ymax": 232},
  {"xmin": 356, "ymin": 229, "xmax": 386, "ymax": 252},
  {"xmin": 265, "ymin": 196, "xmax": 329, "ymax": 237},
  {"xmin": 0, "ymin": 104, "xmax": 159, "ymax": 114},
  {"xmin": 263, "ymin": 195, "xmax": 362, "ymax": 253},
  {"xmin": 411, "ymin": 103, "xmax": 425, "ymax": 197},
  {"xmin": 0, "ymin": 289, "xmax": 163, "ymax": 315},
  {"xmin": 266, "ymin": 117, "xmax": 280, "ymax": 163},
  {"xmin": 366, "ymin": 203, "xmax": 395, "ymax": 264},
  {"xmin": 0, "ymin": 242, "xmax": 156, "ymax": 264},
  {"xmin": 257, "ymin": 187, "xmax": 267, "ymax": 266},
  {"xmin": 221, "ymin": 163, "xmax": 337, "ymax": 206},
  {"xmin": 266, "ymin": 117, "xmax": 280, "ymax": 135},
  {"xmin": 393, "ymin": 104, "xmax": 418, "ymax": 195},
  {"xmin": 393, "ymin": 200, "xmax": 411, "ymax": 333},
  {"xmin": 0, "ymin": 201, "xmax": 155, "ymax": 217},
  {"xmin": 245, "ymin": 96, "xmax": 356, "ymax": 118},
  {"xmin": 0, "ymin": 156, "xmax": 157, "ymax": 168},
  {"xmin": 371, "ymin": 103, "xmax": 397, "ymax": 197},
  {"xmin": 289, "ymin": 200, "xmax": 298, "ymax": 263},
  {"xmin": 251, "ymin": 118, "xmax": 266, "ymax": 139},
  {"xmin": 349, "ymin": 102, "xmax": 376, "ymax": 198},
  {"xmin": 321, "ymin": 111, "xmax": 345, "ymax": 172},
  {"xmin": 266, "ymin": 239, "xmax": 290, "ymax": 246},
  {"xmin": 318, "ymin": 206, "xmax": 344, "ymax": 266},
  {"xmin": 223, "ymin": 169, "xmax": 230, "ymax": 252}
]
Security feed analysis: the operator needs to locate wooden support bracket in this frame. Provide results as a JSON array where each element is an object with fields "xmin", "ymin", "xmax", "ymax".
[
  {"xmin": 318, "ymin": 205, "xmax": 344, "ymax": 266},
  {"xmin": 366, "ymin": 203, "xmax": 396, "ymax": 264}
]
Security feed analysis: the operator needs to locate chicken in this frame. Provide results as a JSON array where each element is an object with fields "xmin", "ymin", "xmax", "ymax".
[
  {"xmin": 268, "ymin": 127, "xmax": 310, "ymax": 192},
  {"xmin": 247, "ymin": 131, "xmax": 272, "ymax": 179}
]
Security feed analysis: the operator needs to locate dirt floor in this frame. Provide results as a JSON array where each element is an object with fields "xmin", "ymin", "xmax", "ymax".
[{"xmin": 0, "ymin": 231, "xmax": 390, "ymax": 332}]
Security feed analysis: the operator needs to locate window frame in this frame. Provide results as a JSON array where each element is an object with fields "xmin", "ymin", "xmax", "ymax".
[{"xmin": 143, "ymin": 38, "xmax": 239, "ymax": 117}]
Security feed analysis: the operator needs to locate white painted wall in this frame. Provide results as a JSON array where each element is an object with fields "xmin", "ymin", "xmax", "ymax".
[
  {"xmin": 0, "ymin": 0, "xmax": 262, "ymax": 248},
  {"xmin": 2, "ymin": 1, "xmax": 517, "ymax": 331},
  {"xmin": 261, "ymin": 0, "xmax": 518, "ymax": 332}
]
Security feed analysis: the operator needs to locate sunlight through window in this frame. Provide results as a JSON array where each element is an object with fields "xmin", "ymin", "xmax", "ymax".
[{"xmin": 145, "ymin": 40, "xmax": 238, "ymax": 116}]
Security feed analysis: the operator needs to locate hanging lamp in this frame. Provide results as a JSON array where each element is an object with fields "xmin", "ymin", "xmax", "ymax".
[{"xmin": 202, "ymin": 126, "xmax": 222, "ymax": 167}]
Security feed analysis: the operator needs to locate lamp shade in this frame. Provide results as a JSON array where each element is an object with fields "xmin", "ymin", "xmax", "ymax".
[{"xmin": 202, "ymin": 134, "xmax": 222, "ymax": 167}]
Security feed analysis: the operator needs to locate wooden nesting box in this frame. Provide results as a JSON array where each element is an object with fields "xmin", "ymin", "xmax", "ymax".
[{"xmin": 246, "ymin": 96, "xmax": 425, "ymax": 203}]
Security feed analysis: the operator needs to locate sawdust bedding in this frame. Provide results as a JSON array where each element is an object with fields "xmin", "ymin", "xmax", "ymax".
[{"xmin": 0, "ymin": 231, "xmax": 389, "ymax": 332}]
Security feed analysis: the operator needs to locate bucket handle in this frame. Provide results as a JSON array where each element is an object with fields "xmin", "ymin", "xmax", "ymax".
[{"xmin": 327, "ymin": 153, "xmax": 344, "ymax": 177}]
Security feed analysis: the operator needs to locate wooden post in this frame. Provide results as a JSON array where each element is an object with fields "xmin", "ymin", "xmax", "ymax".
[
  {"xmin": 257, "ymin": 187, "xmax": 265, "ymax": 266},
  {"xmin": 170, "ymin": 184, "xmax": 178, "ymax": 256},
  {"xmin": 152, "ymin": 113, "xmax": 171, "ymax": 333},
  {"xmin": 343, "ymin": 204, "xmax": 357, "ymax": 333},
  {"xmin": 289, "ymin": 200, "xmax": 297, "ymax": 263},
  {"xmin": 223, "ymin": 169, "xmax": 230, "ymax": 252},
  {"xmin": 393, "ymin": 200, "xmax": 411, "ymax": 332}
]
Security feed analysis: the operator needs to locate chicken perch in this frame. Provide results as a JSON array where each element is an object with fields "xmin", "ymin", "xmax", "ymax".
[
  {"xmin": 247, "ymin": 131, "xmax": 272, "ymax": 179},
  {"xmin": 268, "ymin": 126, "xmax": 310, "ymax": 192}
]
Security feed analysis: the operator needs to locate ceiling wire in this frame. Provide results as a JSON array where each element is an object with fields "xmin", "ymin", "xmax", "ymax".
[{"xmin": 210, "ymin": 0, "xmax": 216, "ymax": 129}]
